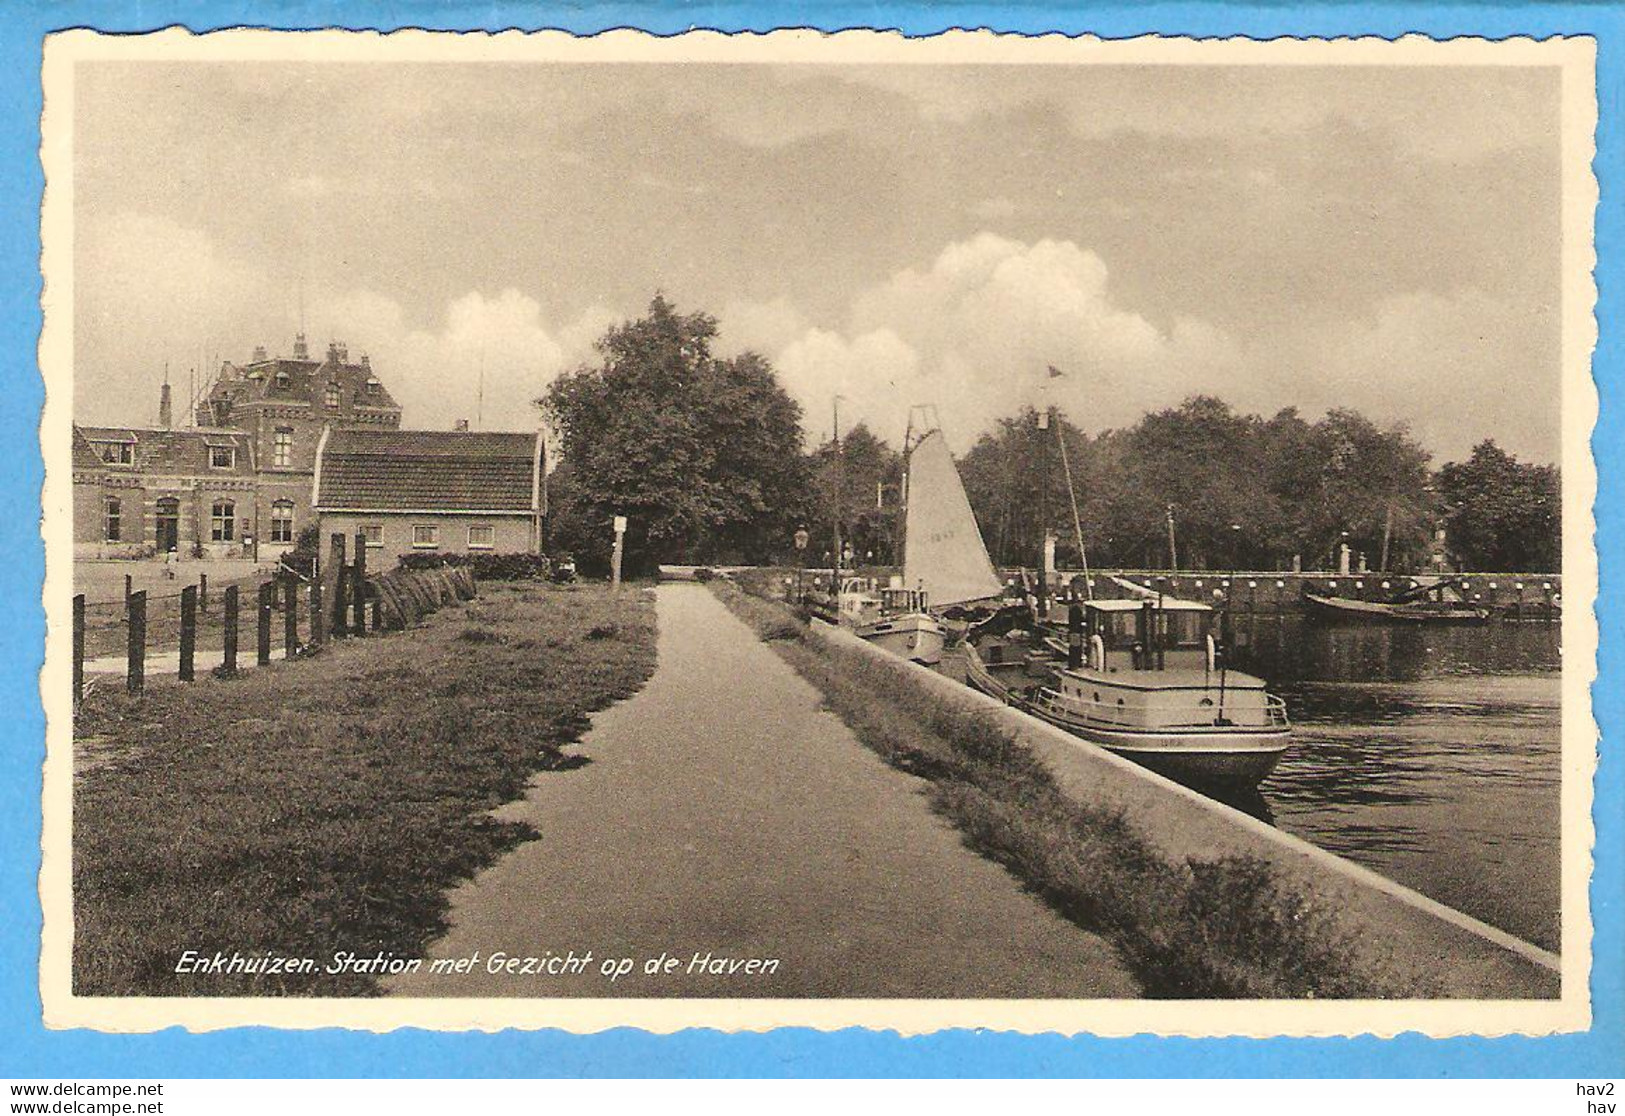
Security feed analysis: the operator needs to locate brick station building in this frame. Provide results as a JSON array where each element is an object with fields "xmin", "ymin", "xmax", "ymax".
[{"xmin": 74, "ymin": 335, "xmax": 404, "ymax": 561}]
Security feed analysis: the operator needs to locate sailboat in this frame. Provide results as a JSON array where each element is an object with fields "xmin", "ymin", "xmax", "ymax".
[{"xmin": 848, "ymin": 419, "xmax": 1004, "ymax": 665}]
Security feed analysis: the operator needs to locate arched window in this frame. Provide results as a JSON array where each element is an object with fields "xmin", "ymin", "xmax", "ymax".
[
  {"xmin": 269, "ymin": 500, "xmax": 295, "ymax": 544},
  {"xmin": 210, "ymin": 500, "xmax": 235, "ymax": 542},
  {"xmin": 323, "ymin": 382, "xmax": 341, "ymax": 408},
  {"xmin": 103, "ymin": 496, "xmax": 121, "ymax": 542}
]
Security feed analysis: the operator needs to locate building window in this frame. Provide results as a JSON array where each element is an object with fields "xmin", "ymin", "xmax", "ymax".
[
  {"xmin": 468, "ymin": 524, "xmax": 495, "ymax": 550},
  {"xmin": 362, "ymin": 524, "xmax": 383, "ymax": 547},
  {"xmin": 273, "ymin": 428, "xmax": 293, "ymax": 467},
  {"xmin": 412, "ymin": 524, "xmax": 438, "ymax": 548},
  {"xmin": 269, "ymin": 500, "xmax": 295, "ymax": 544},
  {"xmin": 210, "ymin": 500, "xmax": 235, "ymax": 542},
  {"xmin": 104, "ymin": 496, "xmax": 121, "ymax": 542},
  {"xmin": 324, "ymin": 382, "xmax": 341, "ymax": 408},
  {"xmin": 95, "ymin": 441, "xmax": 133, "ymax": 465},
  {"xmin": 209, "ymin": 445, "xmax": 236, "ymax": 469}
]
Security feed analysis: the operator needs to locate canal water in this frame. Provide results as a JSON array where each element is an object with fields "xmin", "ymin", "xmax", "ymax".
[{"xmin": 1225, "ymin": 616, "xmax": 1563, "ymax": 954}]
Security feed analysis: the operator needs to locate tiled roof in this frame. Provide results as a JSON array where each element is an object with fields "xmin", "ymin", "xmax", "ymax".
[
  {"xmin": 204, "ymin": 356, "xmax": 401, "ymax": 418},
  {"xmin": 317, "ymin": 429, "xmax": 540, "ymax": 512},
  {"xmin": 72, "ymin": 426, "xmax": 105, "ymax": 471},
  {"xmin": 77, "ymin": 425, "xmax": 255, "ymax": 476}
]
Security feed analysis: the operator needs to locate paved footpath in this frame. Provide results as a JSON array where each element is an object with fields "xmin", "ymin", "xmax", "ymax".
[{"xmin": 388, "ymin": 584, "xmax": 1136, "ymax": 999}]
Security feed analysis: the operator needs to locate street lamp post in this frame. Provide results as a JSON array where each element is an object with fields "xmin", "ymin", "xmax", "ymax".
[{"xmin": 793, "ymin": 526, "xmax": 809, "ymax": 607}]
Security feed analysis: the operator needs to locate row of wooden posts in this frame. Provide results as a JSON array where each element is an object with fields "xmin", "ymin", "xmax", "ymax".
[{"xmin": 73, "ymin": 529, "xmax": 398, "ymax": 704}]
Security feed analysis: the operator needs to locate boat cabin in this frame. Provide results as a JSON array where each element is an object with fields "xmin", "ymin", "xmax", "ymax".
[
  {"xmin": 1052, "ymin": 597, "xmax": 1280, "ymax": 730},
  {"xmin": 879, "ymin": 585, "xmax": 929, "ymax": 615},
  {"xmin": 836, "ymin": 576, "xmax": 882, "ymax": 624},
  {"xmin": 1080, "ymin": 597, "xmax": 1216, "ymax": 674}
]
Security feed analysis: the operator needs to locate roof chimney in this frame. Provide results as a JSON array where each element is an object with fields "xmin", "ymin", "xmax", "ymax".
[
  {"xmin": 159, "ymin": 381, "xmax": 172, "ymax": 429},
  {"xmin": 292, "ymin": 332, "xmax": 309, "ymax": 361},
  {"xmin": 252, "ymin": 344, "xmax": 267, "ymax": 363}
]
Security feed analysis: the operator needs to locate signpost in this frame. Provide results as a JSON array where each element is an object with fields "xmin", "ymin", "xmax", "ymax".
[{"xmin": 611, "ymin": 515, "xmax": 627, "ymax": 591}]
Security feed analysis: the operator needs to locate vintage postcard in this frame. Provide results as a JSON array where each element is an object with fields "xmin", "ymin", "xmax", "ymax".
[{"xmin": 38, "ymin": 28, "xmax": 1597, "ymax": 1037}]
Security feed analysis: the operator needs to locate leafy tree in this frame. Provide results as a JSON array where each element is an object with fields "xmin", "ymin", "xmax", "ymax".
[
  {"xmin": 958, "ymin": 407, "xmax": 1096, "ymax": 568},
  {"xmin": 1435, "ymin": 441, "xmax": 1561, "ymax": 571},
  {"xmin": 806, "ymin": 423, "xmax": 903, "ymax": 565},
  {"xmin": 959, "ymin": 396, "xmax": 1437, "ymax": 572},
  {"xmin": 540, "ymin": 296, "xmax": 811, "ymax": 574}
]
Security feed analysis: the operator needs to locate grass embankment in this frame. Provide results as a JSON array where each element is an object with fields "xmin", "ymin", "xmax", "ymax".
[
  {"xmin": 73, "ymin": 582, "xmax": 657, "ymax": 996},
  {"xmin": 710, "ymin": 580, "xmax": 1407, "ymax": 999}
]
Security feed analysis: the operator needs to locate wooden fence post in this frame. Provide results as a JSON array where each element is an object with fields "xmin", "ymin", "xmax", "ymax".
[
  {"xmin": 352, "ymin": 529, "xmax": 368, "ymax": 636},
  {"xmin": 257, "ymin": 581, "xmax": 273, "ymax": 666},
  {"xmin": 283, "ymin": 579, "xmax": 299, "ymax": 659},
  {"xmin": 126, "ymin": 590, "xmax": 146, "ymax": 695},
  {"xmin": 222, "ymin": 585, "xmax": 239, "ymax": 676},
  {"xmin": 311, "ymin": 578, "xmax": 326, "ymax": 647},
  {"xmin": 328, "ymin": 534, "xmax": 348, "ymax": 638},
  {"xmin": 179, "ymin": 584, "xmax": 197, "ymax": 682},
  {"xmin": 198, "ymin": 572, "xmax": 209, "ymax": 613},
  {"xmin": 124, "ymin": 573, "xmax": 132, "ymax": 602},
  {"xmin": 72, "ymin": 593, "xmax": 84, "ymax": 706}
]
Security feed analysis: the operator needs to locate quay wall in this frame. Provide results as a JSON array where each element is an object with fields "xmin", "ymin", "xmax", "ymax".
[
  {"xmin": 686, "ymin": 565, "xmax": 1563, "ymax": 615},
  {"xmin": 807, "ymin": 619, "xmax": 1562, "ymax": 1001},
  {"xmin": 1034, "ymin": 569, "xmax": 1562, "ymax": 615}
]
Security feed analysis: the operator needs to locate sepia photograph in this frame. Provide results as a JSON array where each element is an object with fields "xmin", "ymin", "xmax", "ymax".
[{"xmin": 38, "ymin": 29, "xmax": 1596, "ymax": 1036}]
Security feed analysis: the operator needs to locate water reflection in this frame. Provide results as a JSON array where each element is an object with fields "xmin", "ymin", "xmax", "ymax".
[{"xmin": 1226, "ymin": 616, "xmax": 1562, "ymax": 953}]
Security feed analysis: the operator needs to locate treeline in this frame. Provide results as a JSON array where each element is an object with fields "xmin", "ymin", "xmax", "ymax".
[
  {"xmin": 541, "ymin": 297, "xmax": 1561, "ymax": 576},
  {"xmin": 958, "ymin": 400, "xmax": 1561, "ymax": 574}
]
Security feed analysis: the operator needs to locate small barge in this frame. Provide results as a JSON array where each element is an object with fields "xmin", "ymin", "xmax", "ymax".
[{"xmin": 966, "ymin": 597, "xmax": 1292, "ymax": 788}]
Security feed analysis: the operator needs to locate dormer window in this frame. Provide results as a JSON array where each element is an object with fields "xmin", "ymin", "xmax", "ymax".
[
  {"xmin": 274, "ymin": 369, "xmax": 291, "ymax": 388},
  {"xmin": 209, "ymin": 444, "xmax": 236, "ymax": 469},
  {"xmin": 324, "ymin": 382, "xmax": 341, "ymax": 408},
  {"xmin": 93, "ymin": 440, "xmax": 134, "ymax": 465},
  {"xmin": 365, "ymin": 377, "xmax": 381, "ymax": 394}
]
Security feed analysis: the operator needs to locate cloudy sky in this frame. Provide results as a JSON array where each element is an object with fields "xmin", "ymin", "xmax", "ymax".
[{"xmin": 71, "ymin": 59, "xmax": 1563, "ymax": 462}]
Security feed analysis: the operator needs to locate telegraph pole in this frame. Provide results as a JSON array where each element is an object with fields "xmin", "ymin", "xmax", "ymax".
[{"xmin": 832, "ymin": 395, "xmax": 844, "ymax": 591}]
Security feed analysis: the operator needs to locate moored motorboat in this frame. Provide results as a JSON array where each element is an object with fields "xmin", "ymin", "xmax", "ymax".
[
  {"xmin": 840, "ymin": 578, "xmax": 947, "ymax": 665},
  {"xmin": 854, "ymin": 586, "xmax": 947, "ymax": 665},
  {"xmin": 966, "ymin": 596, "xmax": 1292, "ymax": 788}
]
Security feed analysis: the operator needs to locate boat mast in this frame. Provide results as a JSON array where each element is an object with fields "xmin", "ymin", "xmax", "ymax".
[{"xmin": 1053, "ymin": 412, "xmax": 1093, "ymax": 601}]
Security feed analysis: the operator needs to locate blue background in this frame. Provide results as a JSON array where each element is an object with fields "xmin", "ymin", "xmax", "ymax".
[{"xmin": 4, "ymin": 1, "xmax": 1618, "ymax": 1079}]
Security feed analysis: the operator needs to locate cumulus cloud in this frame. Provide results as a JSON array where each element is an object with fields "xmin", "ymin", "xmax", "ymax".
[
  {"xmin": 73, "ymin": 212, "xmax": 607, "ymax": 434},
  {"xmin": 773, "ymin": 328, "xmax": 922, "ymax": 442},
  {"xmin": 320, "ymin": 288, "xmax": 612, "ymax": 433},
  {"xmin": 736, "ymin": 232, "xmax": 1240, "ymax": 446},
  {"xmin": 1270, "ymin": 289, "xmax": 1559, "ymax": 462}
]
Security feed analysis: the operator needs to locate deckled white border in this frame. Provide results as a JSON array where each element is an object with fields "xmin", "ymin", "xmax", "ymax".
[{"xmin": 38, "ymin": 27, "xmax": 1600, "ymax": 1038}]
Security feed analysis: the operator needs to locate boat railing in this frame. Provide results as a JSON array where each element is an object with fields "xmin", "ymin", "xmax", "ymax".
[{"xmin": 1029, "ymin": 687, "xmax": 1291, "ymax": 730}]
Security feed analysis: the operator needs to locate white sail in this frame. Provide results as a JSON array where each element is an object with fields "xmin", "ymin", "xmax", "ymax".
[{"xmin": 903, "ymin": 429, "xmax": 1003, "ymax": 608}]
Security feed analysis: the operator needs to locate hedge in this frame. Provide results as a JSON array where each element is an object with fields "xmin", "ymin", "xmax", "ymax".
[{"xmin": 396, "ymin": 551, "xmax": 552, "ymax": 580}]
